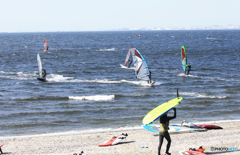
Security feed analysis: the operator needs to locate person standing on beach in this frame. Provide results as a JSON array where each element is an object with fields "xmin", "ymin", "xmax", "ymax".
[
  {"xmin": 158, "ymin": 108, "xmax": 176, "ymax": 155},
  {"xmin": 0, "ymin": 145, "xmax": 3, "ymax": 154}
]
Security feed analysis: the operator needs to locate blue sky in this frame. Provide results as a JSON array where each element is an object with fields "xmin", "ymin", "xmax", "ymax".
[{"xmin": 0, "ymin": 0, "xmax": 240, "ymax": 32}]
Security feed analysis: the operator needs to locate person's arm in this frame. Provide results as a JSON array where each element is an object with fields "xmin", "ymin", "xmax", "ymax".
[
  {"xmin": 173, "ymin": 108, "xmax": 176, "ymax": 118},
  {"xmin": 167, "ymin": 108, "xmax": 176, "ymax": 120}
]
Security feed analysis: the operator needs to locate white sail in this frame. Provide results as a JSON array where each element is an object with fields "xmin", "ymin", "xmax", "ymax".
[
  {"xmin": 131, "ymin": 48, "xmax": 151, "ymax": 82},
  {"xmin": 37, "ymin": 53, "xmax": 43, "ymax": 78},
  {"xmin": 125, "ymin": 48, "xmax": 132, "ymax": 66}
]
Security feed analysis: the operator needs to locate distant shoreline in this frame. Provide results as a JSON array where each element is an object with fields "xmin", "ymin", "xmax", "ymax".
[{"xmin": 1, "ymin": 29, "xmax": 240, "ymax": 34}]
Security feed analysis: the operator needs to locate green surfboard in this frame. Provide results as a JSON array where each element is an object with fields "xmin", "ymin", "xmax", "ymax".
[{"xmin": 142, "ymin": 97, "xmax": 183, "ymax": 125}]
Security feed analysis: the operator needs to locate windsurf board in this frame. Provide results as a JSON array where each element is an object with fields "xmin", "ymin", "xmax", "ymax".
[
  {"xmin": 181, "ymin": 121, "xmax": 223, "ymax": 129},
  {"xmin": 142, "ymin": 124, "xmax": 206, "ymax": 133},
  {"xmin": 142, "ymin": 97, "xmax": 183, "ymax": 125},
  {"xmin": 37, "ymin": 78, "xmax": 47, "ymax": 82},
  {"xmin": 181, "ymin": 73, "xmax": 188, "ymax": 76},
  {"xmin": 98, "ymin": 133, "xmax": 128, "ymax": 147}
]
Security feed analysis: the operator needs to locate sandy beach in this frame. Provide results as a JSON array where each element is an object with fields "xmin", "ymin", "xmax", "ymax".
[{"xmin": 0, "ymin": 121, "xmax": 240, "ymax": 155}]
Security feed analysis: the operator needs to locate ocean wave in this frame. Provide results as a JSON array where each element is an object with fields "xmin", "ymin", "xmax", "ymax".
[
  {"xmin": 69, "ymin": 95, "xmax": 115, "ymax": 101},
  {"xmin": 181, "ymin": 92, "xmax": 227, "ymax": 99},
  {"xmin": 46, "ymin": 74, "xmax": 74, "ymax": 82},
  {"xmin": 120, "ymin": 79, "xmax": 155, "ymax": 87}
]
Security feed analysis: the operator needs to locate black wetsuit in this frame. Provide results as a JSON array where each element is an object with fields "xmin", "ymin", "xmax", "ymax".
[
  {"xmin": 0, "ymin": 146, "xmax": 3, "ymax": 154},
  {"xmin": 148, "ymin": 71, "xmax": 152, "ymax": 83},
  {"xmin": 158, "ymin": 108, "xmax": 176, "ymax": 155},
  {"xmin": 187, "ymin": 64, "xmax": 191, "ymax": 75},
  {"xmin": 128, "ymin": 59, "xmax": 132, "ymax": 68},
  {"xmin": 42, "ymin": 69, "xmax": 47, "ymax": 79}
]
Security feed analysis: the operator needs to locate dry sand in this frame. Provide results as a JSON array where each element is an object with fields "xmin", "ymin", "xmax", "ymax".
[{"xmin": 0, "ymin": 121, "xmax": 240, "ymax": 155}]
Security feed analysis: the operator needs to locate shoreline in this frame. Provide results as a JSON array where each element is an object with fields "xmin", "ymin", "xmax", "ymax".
[
  {"xmin": 1, "ymin": 119, "xmax": 240, "ymax": 140},
  {"xmin": 1, "ymin": 120, "xmax": 240, "ymax": 155}
]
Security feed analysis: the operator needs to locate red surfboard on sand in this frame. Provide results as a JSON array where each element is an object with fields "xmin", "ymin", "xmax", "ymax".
[
  {"xmin": 195, "ymin": 124, "xmax": 222, "ymax": 129},
  {"xmin": 98, "ymin": 133, "xmax": 128, "ymax": 147}
]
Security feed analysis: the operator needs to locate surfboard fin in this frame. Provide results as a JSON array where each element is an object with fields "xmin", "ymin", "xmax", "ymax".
[{"xmin": 177, "ymin": 89, "xmax": 179, "ymax": 97}]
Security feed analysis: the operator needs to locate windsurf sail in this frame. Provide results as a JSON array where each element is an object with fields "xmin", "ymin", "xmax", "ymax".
[
  {"xmin": 131, "ymin": 48, "xmax": 151, "ymax": 82},
  {"xmin": 37, "ymin": 53, "xmax": 43, "ymax": 78},
  {"xmin": 44, "ymin": 39, "xmax": 48, "ymax": 50},
  {"xmin": 181, "ymin": 46, "xmax": 187, "ymax": 73},
  {"xmin": 124, "ymin": 48, "xmax": 132, "ymax": 66}
]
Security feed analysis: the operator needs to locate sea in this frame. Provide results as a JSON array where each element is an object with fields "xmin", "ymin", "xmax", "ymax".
[{"xmin": 0, "ymin": 30, "xmax": 240, "ymax": 138}]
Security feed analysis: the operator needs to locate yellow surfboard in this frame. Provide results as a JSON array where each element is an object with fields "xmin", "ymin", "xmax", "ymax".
[{"xmin": 142, "ymin": 97, "xmax": 183, "ymax": 125}]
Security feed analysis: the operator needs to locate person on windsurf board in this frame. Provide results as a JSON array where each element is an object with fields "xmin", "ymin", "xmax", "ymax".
[
  {"xmin": 148, "ymin": 71, "xmax": 152, "ymax": 84},
  {"xmin": 37, "ymin": 53, "xmax": 47, "ymax": 81},
  {"xmin": 186, "ymin": 63, "xmax": 191, "ymax": 75},
  {"xmin": 181, "ymin": 46, "xmax": 192, "ymax": 76},
  {"xmin": 124, "ymin": 47, "xmax": 133, "ymax": 68},
  {"xmin": 127, "ymin": 59, "xmax": 133, "ymax": 68},
  {"xmin": 131, "ymin": 47, "xmax": 155, "ymax": 85},
  {"xmin": 42, "ymin": 69, "xmax": 47, "ymax": 79}
]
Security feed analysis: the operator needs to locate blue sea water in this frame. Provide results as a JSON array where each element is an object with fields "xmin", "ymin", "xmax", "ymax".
[{"xmin": 0, "ymin": 30, "xmax": 240, "ymax": 137}]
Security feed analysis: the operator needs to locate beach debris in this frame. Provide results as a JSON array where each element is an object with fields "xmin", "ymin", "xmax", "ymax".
[
  {"xmin": 141, "ymin": 146, "xmax": 148, "ymax": 148},
  {"xmin": 80, "ymin": 151, "xmax": 88, "ymax": 155}
]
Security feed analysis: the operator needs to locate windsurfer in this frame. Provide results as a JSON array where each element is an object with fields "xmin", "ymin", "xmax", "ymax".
[
  {"xmin": 186, "ymin": 63, "xmax": 191, "ymax": 75},
  {"xmin": 148, "ymin": 71, "xmax": 152, "ymax": 84},
  {"xmin": 158, "ymin": 108, "xmax": 176, "ymax": 155},
  {"xmin": 128, "ymin": 59, "xmax": 132, "ymax": 68},
  {"xmin": 42, "ymin": 69, "xmax": 47, "ymax": 79}
]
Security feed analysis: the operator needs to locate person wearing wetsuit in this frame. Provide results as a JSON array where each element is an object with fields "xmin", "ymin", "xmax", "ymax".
[
  {"xmin": 42, "ymin": 69, "xmax": 47, "ymax": 79},
  {"xmin": 128, "ymin": 59, "xmax": 132, "ymax": 68},
  {"xmin": 148, "ymin": 71, "xmax": 152, "ymax": 84},
  {"xmin": 186, "ymin": 63, "xmax": 191, "ymax": 75},
  {"xmin": 0, "ymin": 145, "xmax": 3, "ymax": 154},
  {"xmin": 158, "ymin": 108, "xmax": 176, "ymax": 155}
]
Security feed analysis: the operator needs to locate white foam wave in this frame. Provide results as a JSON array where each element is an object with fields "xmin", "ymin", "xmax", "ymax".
[
  {"xmin": 120, "ymin": 79, "xmax": 154, "ymax": 87},
  {"xmin": 0, "ymin": 71, "xmax": 36, "ymax": 80},
  {"xmin": 69, "ymin": 95, "xmax": 115, "ymax": 101},
  {"xmin": 181, "ymin": 92, "xmax": 227, "ymax": 99},
  {"xmin": 46, "ymin": 74, "xmax": 74, "ymax": 82},
  {"xmin": 83, "ymin": 79, "xmax": 121, "ymax": 84},
  {"xmin": 177, "ymin": 73, "xmax": 197, "ymax": 77}
]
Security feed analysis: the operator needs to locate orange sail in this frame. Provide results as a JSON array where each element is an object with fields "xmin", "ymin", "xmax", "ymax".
[{"xmin": 44, "ymin": 39, "xmax": 48, "ymax": 50}]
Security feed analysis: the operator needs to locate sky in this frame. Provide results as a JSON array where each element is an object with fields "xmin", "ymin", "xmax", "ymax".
[{"xmin": 0, "ymin": 0, "xmax": 240, "ymax": 32}]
